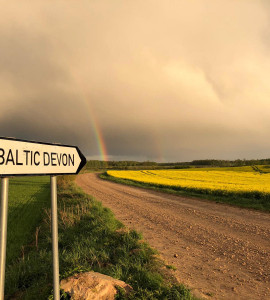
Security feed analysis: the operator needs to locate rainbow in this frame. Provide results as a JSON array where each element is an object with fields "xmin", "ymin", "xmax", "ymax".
[
  {"xmin": 87, "ymin": 106, "xmax": 109, "ymax": 161},
  {"xmin": 69, "ymin": 76, "xmax": 109, "ymax": 161}
]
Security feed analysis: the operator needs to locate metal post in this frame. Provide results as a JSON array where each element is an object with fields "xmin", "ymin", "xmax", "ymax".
[
  {"xmin": 51, "ymin": 176, "xmax": 60, "ymax": 300},
  {"xmin": 0, "ymin": 178, "xmax": 9, "ymax": 300}
]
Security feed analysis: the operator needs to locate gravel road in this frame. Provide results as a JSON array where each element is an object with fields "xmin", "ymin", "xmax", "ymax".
[{"xmin": 76, "ymin": 173, "xmax": 270, "ymax": 300}]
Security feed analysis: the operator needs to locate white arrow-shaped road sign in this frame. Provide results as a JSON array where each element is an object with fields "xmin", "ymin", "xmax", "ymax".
[{"xmin": 0, "ymin": 137, "xmax": 86, "ymax": 176}]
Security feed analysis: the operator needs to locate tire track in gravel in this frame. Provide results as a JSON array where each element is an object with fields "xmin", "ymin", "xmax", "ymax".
[{"xmin": 76, "ymin": 173, "xmax": 270, "ymax": 300}]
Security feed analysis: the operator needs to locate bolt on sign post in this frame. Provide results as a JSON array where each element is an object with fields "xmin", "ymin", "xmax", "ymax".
[{"xmin": 0, "ymin": 137, "xmax": 86, "ymax": 300}]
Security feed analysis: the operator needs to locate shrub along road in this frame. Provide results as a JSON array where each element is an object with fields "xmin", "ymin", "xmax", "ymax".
[{"xmin": 76, "ymin": 173, "xmax": 270, "ymax": 300}]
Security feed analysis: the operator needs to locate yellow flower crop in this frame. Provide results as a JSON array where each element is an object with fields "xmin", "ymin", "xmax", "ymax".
[{"xmin": 107, "ymin": 169, "xmax": 270, "ymax": 196}]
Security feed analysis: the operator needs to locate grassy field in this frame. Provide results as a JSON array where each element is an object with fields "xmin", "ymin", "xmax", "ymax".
[
  {"xmin": 4, "ymin": 177, "xmax": 50, "ymax": 265},
  {"xmin": 104, "ymin": 166, "xmax": 270, "ymax": 212},
  {"xmin": 5, "ymin": 176, "xmax": 195, "ymax": 299}
]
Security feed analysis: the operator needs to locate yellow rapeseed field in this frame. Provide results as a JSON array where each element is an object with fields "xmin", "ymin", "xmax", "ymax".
[{"xmin": 107, "ymin": 169, "xmax": 270, "ymax": 196}]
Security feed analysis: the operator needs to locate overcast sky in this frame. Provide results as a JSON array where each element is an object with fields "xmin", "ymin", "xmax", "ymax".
[{"xmin": 0, "ymin": 0, "xmax": 270, "ymax": 162}]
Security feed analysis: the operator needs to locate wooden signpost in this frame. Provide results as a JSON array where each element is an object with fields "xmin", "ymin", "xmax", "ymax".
[{"xmin": 0, "ymin": 137, "xmax": 86, "ymax": 300}]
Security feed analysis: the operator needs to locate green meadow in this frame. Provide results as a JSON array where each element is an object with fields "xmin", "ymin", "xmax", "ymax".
[
  {"xmin": 5, "ymin": 177, "xmax": 50, "ymax": 265},
  {"xmin": 4, "ymin": 176, "xmax": 194, "ymax": 299}
]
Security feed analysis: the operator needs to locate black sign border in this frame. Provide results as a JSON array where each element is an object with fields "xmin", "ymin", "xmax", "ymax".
[{"xmin": 0, "ymin": 136, "xmax": 87, "ymax": 177}]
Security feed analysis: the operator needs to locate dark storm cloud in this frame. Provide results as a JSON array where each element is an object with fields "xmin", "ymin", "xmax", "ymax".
[
  {"xmin": 0, "ymin": 1, "xmax": 270, "ymax": 161},
  {"xmin": 0, "ymin": 29, "xmax": 64, "ymax": 89},
  {"xmin": 0, "ymin": 25, "xmax": 93, "ymax": 154},
  {"xmin": 104, "ymin": 127, "xmax": 159, "ymax": 158}
]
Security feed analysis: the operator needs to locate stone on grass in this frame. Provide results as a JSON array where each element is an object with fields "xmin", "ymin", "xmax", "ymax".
[{"xmin": 60, "ymin": 271, "xmax": 132, "ymax": 300}]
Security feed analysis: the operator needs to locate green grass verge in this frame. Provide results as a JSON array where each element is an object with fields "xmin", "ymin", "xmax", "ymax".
[
  {"xmin": 100, "ymin": 173, "xmax": 270, "ymax": 212},
  {"xmin": 5, "ymin": 177, "xmax": 50, "ymax": 265},
  {"xmin": 5, "ymin": 176, "xmax": 196, "ymax": 300}
]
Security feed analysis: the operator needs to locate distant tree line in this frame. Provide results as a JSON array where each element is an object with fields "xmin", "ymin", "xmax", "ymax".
[
  {"xmin": 84, "ymin": 158, "xmax": 270, "ymax": 171},
  {"xmin": 85, "ymin": 160, "xmax": 159, "ymax": 170},
  {"xmin": 84, "ymin": 160, "xmax": 189, "ymax": 170},
  {"xmin": 190, "ymin": 159, "xmax": 270, "ymax": 167}
]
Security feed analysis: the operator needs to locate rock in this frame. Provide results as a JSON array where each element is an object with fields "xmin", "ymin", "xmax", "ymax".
[
  {"xmin": 60, "ymin": 271, "xmax": 132, "ymax": 300},
  {"xmin": 174, "ymin": 254, "xmax": 178, "ymax": 258}
]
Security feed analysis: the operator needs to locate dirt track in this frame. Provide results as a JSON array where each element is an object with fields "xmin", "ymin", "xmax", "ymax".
[{"xmin": 76, "ymin": 173, "xmax": 270, "ymax": 300}]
